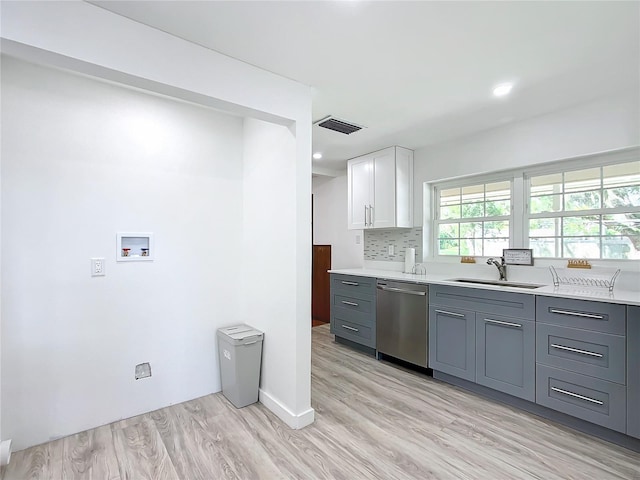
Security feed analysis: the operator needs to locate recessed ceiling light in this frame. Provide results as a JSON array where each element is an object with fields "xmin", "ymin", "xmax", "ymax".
[
  {"xmin": 493, "ymin": 83, "xmax": 514, "ymax": 97},
  {"xmin": 313, "ymin": 152, "xmax": 323, "ymax": 160}
]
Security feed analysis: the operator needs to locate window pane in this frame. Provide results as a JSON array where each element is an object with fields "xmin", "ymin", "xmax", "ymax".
[
  {"xmin": 484, "ymin": 221, "xmax": 509, "ymax": 238},
  {"xmin": 461, "ymin": 202, "xmax": 484, "ymax": 218},
  {"xmin": 438, "ymin": 223, "xmax": 459, "ymax": 237},
  {"xmin": 485, "ymin": 181, "xmax": 511, "ymax": 201},
  {"xmin": 565, "ymin": 168, "xmax": 601, "ymax": 193},
  {"xmin": 440, "ymin": 205, "xmax": 461, "ymax": 220},
  {"xmin": 602, "ymin": 236, "xmax": 638, "ymax": 259},
  {"xmin": 603, "ymin": 161, "xmax": 640, "ymax": 188},
  {"xmin": 440, "ymin": 187, "xmax": 460, "ymax": 206},
  {"xmin": 529, "ymin": 218, "xmax": 559, "ymax": 237},
  {"xmin": 564, "ymin": 190, "xmax": 601, "ymax": 211},
  {"xmin": 602, "ymin": 213, "xmax": 640, "ymax": 235},
  {"xmin": 603, "ymin": 186, "xmax": 640, "ymax": 208},
  {"xmin": 486, "ymin": 200, "xmax": 510, "ymax": 216},
  {"xmin": 461, "ymin": 184, "xmax": 484, "ymax": 203},
  {"xmin": 530, "ymin": 194, "xmax": 562, "ymax": 213},
  {"xmin": 438, "ymin": 238, "xmax": 459, "ymax": 255},
  {"xmin": 563, "ymin": 216, "xmax": 600, "ymax": 236},
  {"xmin": 530, "ymin": 238, "xmax": 558, "ymax": 258},
  {"xmin": 460, "ymin": 239, "xmax": 482, "ymax": 256},
  {"xmin": 459, "ymin": 222, "xmax": 483, "ymax": 238},
  {"xmin": 484, "ymin": 238, "xmax": 509, "ymax": 256},
  {"xmin": 531, "ymin": 173, "xmax": 563, "ymax": 195},
  {"xmin": 562, "ymin": 237, "xmax": 601, "ymax": 259}
]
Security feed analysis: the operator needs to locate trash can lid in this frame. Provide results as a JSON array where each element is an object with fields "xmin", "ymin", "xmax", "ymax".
[{"xmin": 217, "ymin": 324, "xmax": 263, "ymax": 345}]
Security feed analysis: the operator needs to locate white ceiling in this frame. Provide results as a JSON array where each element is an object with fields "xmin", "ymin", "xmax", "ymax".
[{"xmin": 91, "ymin": 1, "xmax": 639, "ymax": 172}]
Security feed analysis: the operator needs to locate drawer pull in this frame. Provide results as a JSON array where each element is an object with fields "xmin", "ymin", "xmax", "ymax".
[
  {"xmin": 341, "ymin": 301, "xmax": 359, "ymax": 307},
  {"xmin": 551, "ymin": 387, "xmax": 604, "ymax": 405},
  {"xmin": 341, "ymin": 325, "xmax": 359, "ymax": 332},
  {"xmin": 550, "ymin": 344, "xmax": 603, "ymax": 358},
  {"xmin": 549, "ymin": 309, "xmax": 604, "ymax": 320},
  {"xmin": 435, "ymin": 309, "xmax": 465, "ymax": 318},
  {"xmin": 341, "ymin": 281, "xmax": 359, "ymax": 286},
  {"xmin": 484, "ymin": 318, "xmax": 522, "ymax": 328}
]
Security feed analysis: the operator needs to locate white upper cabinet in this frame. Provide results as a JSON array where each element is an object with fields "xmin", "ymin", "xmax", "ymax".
[{"xmin": 347, "ymin": 146, "xmax": 414, "ymax": 230}]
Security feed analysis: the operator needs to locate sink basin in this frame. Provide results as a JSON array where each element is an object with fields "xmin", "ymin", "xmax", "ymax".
[{"xmin": 448, "ymin": 278, "xmax": 544, "ymax": 289}]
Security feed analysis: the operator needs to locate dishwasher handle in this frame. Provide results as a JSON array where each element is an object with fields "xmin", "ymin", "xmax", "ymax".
[{"xmin": 377, "ymin": 285, "xmax": 426, "ymax": 296}]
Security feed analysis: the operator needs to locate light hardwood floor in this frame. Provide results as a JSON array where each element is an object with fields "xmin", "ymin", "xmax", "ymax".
[{"xmin": 2, "ymin": 324, "xmax": 639, "ymax": 479}]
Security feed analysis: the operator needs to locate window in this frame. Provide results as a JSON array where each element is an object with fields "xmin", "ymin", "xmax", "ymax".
[
  {"xmin": 435, "ymin": 180, "xmax": 511, "ymax": 256},
  {"xmin": 430, "ymin": 148, "xmax": 639, "ymax": 262},
  {"xmin": 527, "ymin": 160, "xmax": 640, "ymax": 260}
]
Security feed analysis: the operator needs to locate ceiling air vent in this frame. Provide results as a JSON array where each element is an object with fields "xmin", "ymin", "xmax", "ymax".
[{"xmin": 314, "ymin": 116, "xmax": 364, "ymax": 135}]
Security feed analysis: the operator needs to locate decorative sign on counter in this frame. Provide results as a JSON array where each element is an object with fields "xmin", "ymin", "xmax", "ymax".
[{"xmin": 503, "ymin": 248, "xmax": 533, "ymax": 266}]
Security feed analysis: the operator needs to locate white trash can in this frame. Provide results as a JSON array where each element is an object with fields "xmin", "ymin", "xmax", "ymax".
[{"xmin": 217, "ymin": 324, "xmax": 264, "ymax": 408}]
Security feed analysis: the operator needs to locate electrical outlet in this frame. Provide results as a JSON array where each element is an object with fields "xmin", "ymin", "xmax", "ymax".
[
  {"xmin": 91, "ymin": 258, "xmax": 105, "ymax": 277},
  {"xmin": 355, "ymin": 235, "xmax": 361, "ymax": 245},
  {"xmin": 388, "ymin": 245, "xmax": 395, "ymax": 256},
  {"xmin": 135, "ymin": 362, "xmax": 152, "ymax": 380}
]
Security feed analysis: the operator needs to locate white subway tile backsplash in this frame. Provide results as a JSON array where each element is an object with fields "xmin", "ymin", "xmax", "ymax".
[{"xmin": 364, "ymin": 227, "xmax": 422, "ymax": 261}]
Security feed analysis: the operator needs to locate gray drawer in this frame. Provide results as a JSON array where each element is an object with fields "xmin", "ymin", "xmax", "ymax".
[
  {"xmin": 536, "ymin": 296, "xmax": 625, "ymax": 335},
  {"xmin": 537, "ymin": 323, "xmax": 626, "ymax": 384},
  {"xmin": 331, "ymin": 317, "xmax": 374, "ymax": 347},
  {"xmin": 331, "ymin": 304, "xmax": 374, "ymax": 328},
  {"xmin": 331, "ymin": 274, "xmax": 376, "ymax": 296},
  {"xmin": 536, "ymin": 364, "xmax": 626, "ymax": 433},
  {"xmin": 333, "ymin": 292, "xmax": 374, "ymax": 315},
  {"xmin": 430, "ymin": 285, "xmax": 534, "ymax": 321}
]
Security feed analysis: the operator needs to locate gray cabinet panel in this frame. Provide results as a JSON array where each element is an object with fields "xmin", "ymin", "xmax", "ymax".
[
  {"xmin": 476, "ymin": 315, "xmax": 535, "ymax": 401},
  {"xmin": 430, "ymin": 285, "xmax": 534, "ymax": 320},
  {"xmin": 628, "ymin": 306, "xmax": 640, "ymax": 439},
  {"xmin": 536, "ymin": 296, "xmax": 625, "ymax": 335},
  {"xmin": 331, "ymin": 274, "xmax": 376, "ymax": 296},
  {"xmin": 536, "ymin": 364, "xmax": 626, "ymax": 433},
  {"xmin": 429, "ymin": 306, "xmax": 475, "ymax": 381},
  {"xmin": 330, "ymin": 273, "xmax": 376, "ymax": 349},
  {"xmin": 536, "ymin": 323, "xmax": 626, "ymax": 384}
]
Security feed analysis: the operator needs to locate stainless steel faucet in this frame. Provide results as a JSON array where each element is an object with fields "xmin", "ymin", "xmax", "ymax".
[{"xmin": 487, "ymin": 257, "xmax": 507, "ymax": 281}]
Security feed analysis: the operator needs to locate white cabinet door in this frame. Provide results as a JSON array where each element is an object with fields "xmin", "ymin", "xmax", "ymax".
[
  {"xmin": 372, "ymin": 147, "xmax": 396, "ymax": 228},
  {"xmin": 347, "ymin": 155, "xmax": 373, "ymax": 230}
]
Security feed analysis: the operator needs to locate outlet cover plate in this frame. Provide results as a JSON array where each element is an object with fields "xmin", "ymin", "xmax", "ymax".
[{"xmin": 91, "ymin": 258, "xmax": 105, "ymax": 276}]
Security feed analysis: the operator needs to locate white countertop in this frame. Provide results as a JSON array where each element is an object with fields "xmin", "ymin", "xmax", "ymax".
[{"xmin": 329, "ymin": 268, "xmax": 640, "ymax": 306}]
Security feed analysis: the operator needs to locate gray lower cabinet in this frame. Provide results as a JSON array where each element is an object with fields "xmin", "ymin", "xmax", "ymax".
[
  {"xmin": 535, "ymin": 295, "xmax": 628, "ymax": 433},
  {"xmin": 536, "ymin": 364, "xmax": 627, "ymax": 433},
  {"xmin": 330, "ymin": 274, "xmax": 376, "ymax": 348},
  {"xmin": 429, "ymin": 305, "xmax": 476, "ymax": 381},
  {"xmin": 628, "ymin": 306, "xmax": 640, "ymax": 439},
  {"xmin": 476, "ymin": 314, "xmax": 535, "ymax": 401}
]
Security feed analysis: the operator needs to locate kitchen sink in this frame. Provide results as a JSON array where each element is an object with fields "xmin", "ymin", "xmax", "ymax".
[{"xmin": 447, "ymin": 278, "xmax": 545, "ymax": 289}]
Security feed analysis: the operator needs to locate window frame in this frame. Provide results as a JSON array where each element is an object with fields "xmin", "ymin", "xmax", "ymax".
[
  {"xmin": 428, "ymin": 147, "xmax": 639, "ymax": 263},
  {"xmin": 433, "ymin": 174, "xmax": 514, "ymax": 258}
]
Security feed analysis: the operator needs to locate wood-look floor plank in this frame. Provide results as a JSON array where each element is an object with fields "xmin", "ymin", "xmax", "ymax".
[
  {"xmin": 4, "ymin": 323, "xmax": 640, "ymax": 479},
  {"xmin": 112, "ymin": 418, "xmax": 178, "ymax": 480},
  {"xmin": 1, "ymin": 438, "xmax": 63, "ymax": 480},
  {"xmin": 62, "ymin": 425, "xmax": 120, "ymax": 480}
]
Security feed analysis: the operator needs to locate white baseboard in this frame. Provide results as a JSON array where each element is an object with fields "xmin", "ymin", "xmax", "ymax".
[
  {"xmin": 259, "ymin": 389, "xmax": 315, "ymax": 429},
  {"xmin": 0, "ymin": 439, "xmax": 12, "ymax": 466}
]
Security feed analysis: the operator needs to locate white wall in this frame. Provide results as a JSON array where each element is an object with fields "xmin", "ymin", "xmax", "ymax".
[
  {"xmin": 1, "ymin": 57, "xmax": 244, "ymax": 449},
  {"xmin": 413, "ymin": 91, "xmax": 640, "ymax": 224},
  {"xmin": 242, "ymin": 119, "xmax": 313, "ymax": 427},
  {"xmin": 312, "ymin": 175, "xmax": 364, "ymax": 269},
  {"xmin": 1, "ymin": 0, "xmax": 313, "ymax": 450}
]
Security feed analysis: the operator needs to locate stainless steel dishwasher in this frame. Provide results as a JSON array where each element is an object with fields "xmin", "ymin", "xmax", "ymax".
[{"xmin": 376, "ymin": 280, "xmax": 428, "ymax": 367}]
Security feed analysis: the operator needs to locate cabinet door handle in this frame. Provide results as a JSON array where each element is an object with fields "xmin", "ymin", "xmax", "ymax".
[
  {"xmin": 484, "ymin": 318, "xmax": 522, "ymax": 328},
  {"xmin": 549, "ymin": 309, "xmax": 604, "ymax": 320},
  {"xmin": 341, "ymin": 301, "xmax": 359, "ymax": 307},
  {"xmin": 369, "ymin": 204, "xmax": 374, "ymax": 226},
  {"xmin": 341, "ymin": 281, "xmax": 359, "ymax": 286},
  {"xmin": 550, "ymin": 344, "xmax": 603, "ymax": 358},
  {"xmin": 341, "ymin": 325, "xmax": 359, "ymax": 332},
  {"xmin": 551, "ymin": 387, "xmax": 604, "ymax": 405},
  {"xmin": 435, "ymin": 309, "xmax": 465, "ymax": 318},
  {"xmin": 364, "ymin": 205, "xmax": 368, "ymax": 226}
]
